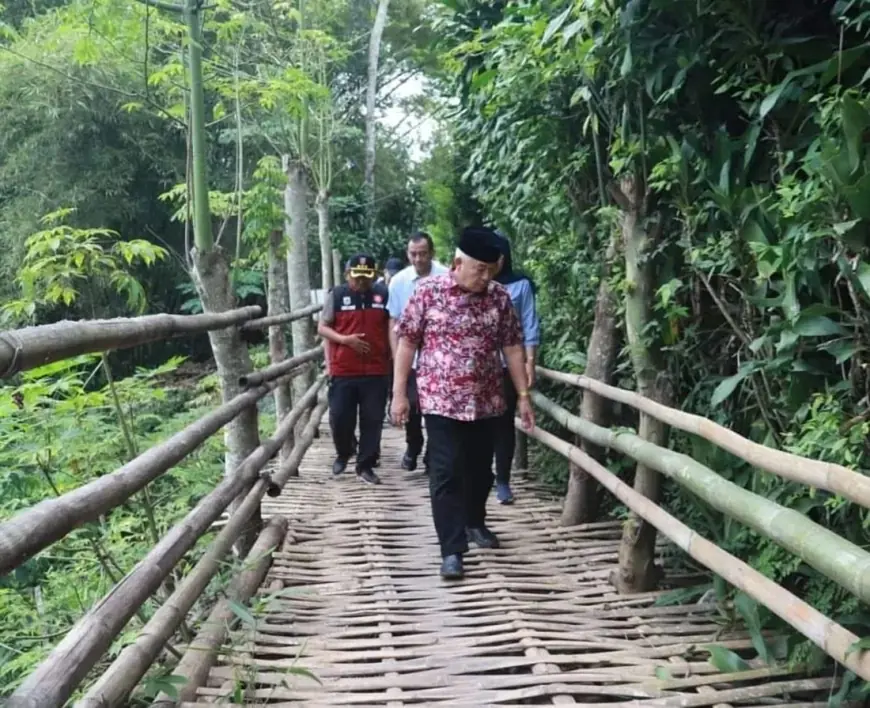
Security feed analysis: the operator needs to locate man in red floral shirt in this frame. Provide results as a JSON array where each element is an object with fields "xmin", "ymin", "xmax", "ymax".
[{"xmin": 391, "ymin": 227, "xmax": 535, "ymax": 580}]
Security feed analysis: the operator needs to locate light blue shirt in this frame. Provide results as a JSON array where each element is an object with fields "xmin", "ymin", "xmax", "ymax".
[
  {"xmin": 388, "ymin": 261, "xmax": 449, "ymax": 368},
  {"xmin": 499, "ymin": 278, "xmax": 540, "ymax": 368},
  {"xmin": 387, "ymin": 261, "xmax": 449, "ymax": 319}
]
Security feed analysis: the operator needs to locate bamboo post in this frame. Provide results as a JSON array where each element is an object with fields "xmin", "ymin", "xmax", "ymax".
[
  {"xmin": 523, "ymin": 423, "xmax": 870, "ymax": 683},
  {"xmin": 6, "ymin": 377, "xmax": 326, "ymax": 708},
  {"xmin": 532, "ymin": 391, "xmax": 870, "ymax": 604},
  {"xmin": 0, "ymin": 306, "xmax": 261, "ymax": 379},
  {"xmin": 0, "ymin": 381, "xmax": 277, "ymax": 576},
  {"xmin": 537, "ymin": 365, "xmax": 870, "ymax": 510}
]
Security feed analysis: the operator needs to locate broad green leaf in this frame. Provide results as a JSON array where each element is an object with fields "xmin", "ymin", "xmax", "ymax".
[
  {"xmin": 471, "ymin": 69, "xmax": 497, "ymax": 90},
  {"xmin": 705, "ymin": 644, "xmax": 752, "ymax": 673},
  {"xmin": 791, "ymin": 315, "xmax": 847, "ymax": 337},
  {"xmin": 820, "ymin": 339, "xmax": 859, "ymax": 364},
  {"xmin": 542, "ymin": 7, "xmax": 571, "ymax": 44},
  {"xmin": 734, "ymin": 593, "xmax": 772, "ymax": 664},
  {"xmin": 759, "ymin": 79, "xmax": 790, "ymax": 119},
  {"xmin": 833, "ymin": 219, "xmax": 861, "ymax": 236},
  {"xmin": 710, "ymin": 365, "xmax": 755, "ymax": 407},
  {"xmin": 856, "ymin": 261, "xmax": 870, "ymax": 299},
  {"xmin": 620, "ymin": 44, "xmax": 633, "ymax": 77}
]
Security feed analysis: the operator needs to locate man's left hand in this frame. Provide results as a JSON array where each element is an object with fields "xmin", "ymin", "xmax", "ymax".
[{"xmin": 518, "ymin": 396, "xmax": 535, "ymax": 431}]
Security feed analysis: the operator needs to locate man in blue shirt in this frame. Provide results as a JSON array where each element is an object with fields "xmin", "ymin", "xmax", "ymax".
[{"xmin": 388, "ymin": 231, "xmax": 448, "ymax": 473}]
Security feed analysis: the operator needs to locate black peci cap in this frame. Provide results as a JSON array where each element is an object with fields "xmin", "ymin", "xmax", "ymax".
[{"xmin": 458, "ymin": 227, "xmax": 501, "ymax": 264}]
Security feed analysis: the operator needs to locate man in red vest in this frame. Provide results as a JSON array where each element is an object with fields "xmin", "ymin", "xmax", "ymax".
[{"xmin": 317, "ymin": 253, "xmax": 391, "ymax": 484}]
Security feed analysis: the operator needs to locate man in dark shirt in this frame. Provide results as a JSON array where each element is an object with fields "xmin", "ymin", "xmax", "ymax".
[{"xmin": 318, "ymin": 254, "xmax": 391, "ymax": 485}]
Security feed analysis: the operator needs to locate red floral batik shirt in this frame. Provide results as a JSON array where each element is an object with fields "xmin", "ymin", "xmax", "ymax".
[{"xmin": 395, "ymin": 272, "xmax": 523, "ymax": 421}]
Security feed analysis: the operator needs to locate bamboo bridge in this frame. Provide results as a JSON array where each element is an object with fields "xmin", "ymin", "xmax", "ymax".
[{"xmin": 0, "ymin": 305, "xmax": 868, "ymax": 707}]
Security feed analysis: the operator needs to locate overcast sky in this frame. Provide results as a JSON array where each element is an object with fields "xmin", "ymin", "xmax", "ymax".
[{"xmin": 379, "ymin": 72, "xmax": 436, "ymax": 163}]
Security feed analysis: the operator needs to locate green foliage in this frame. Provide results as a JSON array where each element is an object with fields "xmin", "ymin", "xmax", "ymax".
[
  {"xmin": 2, "ymin": 208, "xmax": 167, "ymax": 323},
  {"xmin": 431, "ymin": 0, "xmax": 870, "ymax": 684},
  {"xmin": 0, "ymin": 354, "xmax": 226, "ymax": 695}
]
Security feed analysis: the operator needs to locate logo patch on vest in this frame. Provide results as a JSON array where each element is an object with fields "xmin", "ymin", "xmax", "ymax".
[
  {"xmin": 374, "ymin": 294, "xmax": 383, "ymax": 303},
  {"xmin": 342, "ymin": 296, "xmax": 351, "ymax": 305}
]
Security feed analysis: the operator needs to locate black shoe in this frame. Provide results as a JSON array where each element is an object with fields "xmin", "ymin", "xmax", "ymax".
[
  {"xmin": 332, "ymin": 458, "xmax": 347, "ymax": 476},
  {"xmin": 440, "ymin": 554, "xmax": 464, "ymax": 580},
  {"xmin": 467, "ymin": 526, "xmax": 500, "ymax": 549},
  {"xmin": 357, "ymin": 469, "xmax": 381, "ymax": 485},
  {"xmin": 401, "ymin": 452, "xmax": 417, "ymax": 471}
]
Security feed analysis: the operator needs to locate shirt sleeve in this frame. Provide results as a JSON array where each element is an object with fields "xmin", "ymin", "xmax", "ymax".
[
  {"xmin": 387, "ymin": 278, "xmax": 402, "ymax": 319},
  {"xmin": 396, "ymin": 284, "xmax": 427, "ymax": 344},
  {"xmin": 518, "ymin": 280, "xmax": 540, "ymax": 347},
  {"xmin": 320, "ymin": 289, "xmax": 336, "ymax": 325},
  {"xmin": 498, "ymin": 289, "xmax": 524, "ymax": 349}
]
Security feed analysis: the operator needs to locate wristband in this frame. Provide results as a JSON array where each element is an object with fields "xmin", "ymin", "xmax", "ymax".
[{"xmin": 518, "ymin": 390, "xmax": 530, "ymax": 398}]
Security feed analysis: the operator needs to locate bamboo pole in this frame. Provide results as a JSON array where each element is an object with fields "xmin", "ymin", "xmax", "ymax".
[
  {"xmin": 0, "ymin": 306, "xmax": 262, "ymax": 378},
  {"xmin": 6, "ymin": 376, "xmax": 326, "ymax": 708},
  {"xmin": 240, "ymin": 302, "xmax": 323, "ymax": 331},
  {"xmin": 0, "ymin": 380, "xmax": 277, "ymax": 576},
  {"xmin": 79, "ymin": 401, "xmax": 329, "ymax": 707},
  {"xmin": 537, "ymin": 365, "xmax": 870, "ymax": 510},
  {"xmin": 239, "ymin": 345, "xmax": 324, "ymax": 388},
  {"xmin": 150, "ymin": 518, "xmax": 287, "ymax": 707},
  {"xmin": 272, "ymin": 393, "xmax": 329, "ymax": 488},
  {"xmin": 532, "ymin": 391, "xmax": 870, "ymax": 605},
  {"xmin": 152, "ymin": 398, "xmax": 329, "ymax": 707},
  {"xmin": 522, "ymin": 423, "xmax": 870, "ymax": 682}
]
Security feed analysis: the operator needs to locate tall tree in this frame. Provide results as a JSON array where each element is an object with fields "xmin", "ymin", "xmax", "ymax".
[{"xmin": 364, "ymin": 0, "xmax": 391, "ymax": 239}]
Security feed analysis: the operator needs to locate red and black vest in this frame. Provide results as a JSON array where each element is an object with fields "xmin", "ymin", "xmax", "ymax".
[{"xmin": 328, "ymin": 282, "xmax": 391, "ymax": 377}]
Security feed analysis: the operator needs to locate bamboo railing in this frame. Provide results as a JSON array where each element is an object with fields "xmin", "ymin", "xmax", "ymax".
[
  {"xmin": 0, "ymin": 306, "xmax": 263, "ymax": 378},
  {"xmin": 528, "ymin": 365, "xmax": 870, "ymax": 682},
  {"xmin": 0, "ymin": 304, "xmax": 328, "ymax": 708}
]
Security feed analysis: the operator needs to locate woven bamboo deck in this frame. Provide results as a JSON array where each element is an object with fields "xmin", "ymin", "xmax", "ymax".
[{"xmin": 183, "ymin": 421, "xmax": 840, "ymax": 706}]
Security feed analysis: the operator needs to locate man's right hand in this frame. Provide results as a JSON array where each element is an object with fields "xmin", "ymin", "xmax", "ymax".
[
  {"xmin": 341, "ymin": 333, "xmax": 370, "ymax": 354},
  {"xmin": 391, "ymin": 393, "xmax": 410, "ymax": 427}
]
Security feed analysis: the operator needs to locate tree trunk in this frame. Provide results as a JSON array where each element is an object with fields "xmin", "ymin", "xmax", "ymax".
[
  {"xmin": 332, "ymin": 248, "xmax": 342, "ymax": 286},
  {"xmin": 191, "ymin": 251, "xmax": 262, "ymax": 554},
  {"xmin": 184, "ymin": 0, "xmax": 259, "ymax": 555},
  {"xmin": 611, "ymin": 174, "xmax": 671, "ymax": 594},
  {"xmin": 316, "ymin": 189, "xmax": 333, "ymax": 291},
  {"xmin": 364, "ymin": 0, "xmax": 391, "ymax": 239},
  {"xmin": 283, "ymin": 155, "xmax": 315, "ymax": 448},
  {"xmin": 267, "ymin": 229, "xmax": 294, "ymax": 460},
  {"xmin": 561, "ymin": 235, "xmax": 620, "ymax": 527}
]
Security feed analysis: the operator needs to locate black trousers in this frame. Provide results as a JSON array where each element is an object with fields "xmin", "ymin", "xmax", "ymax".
[
  {"xmin": 424, "ymin": 414, "xmax": 496, "ymax": 558},
  {"xmin": 493, "ymin": 370, "xmax": 518, "ymax": 484},
  {"xmin": 406, "ymin": 371, "xmax": 429, "ymax": 465},
  {"xmin": 329, "ymin": 376, "xmax": 388, "ymax": 470}
]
